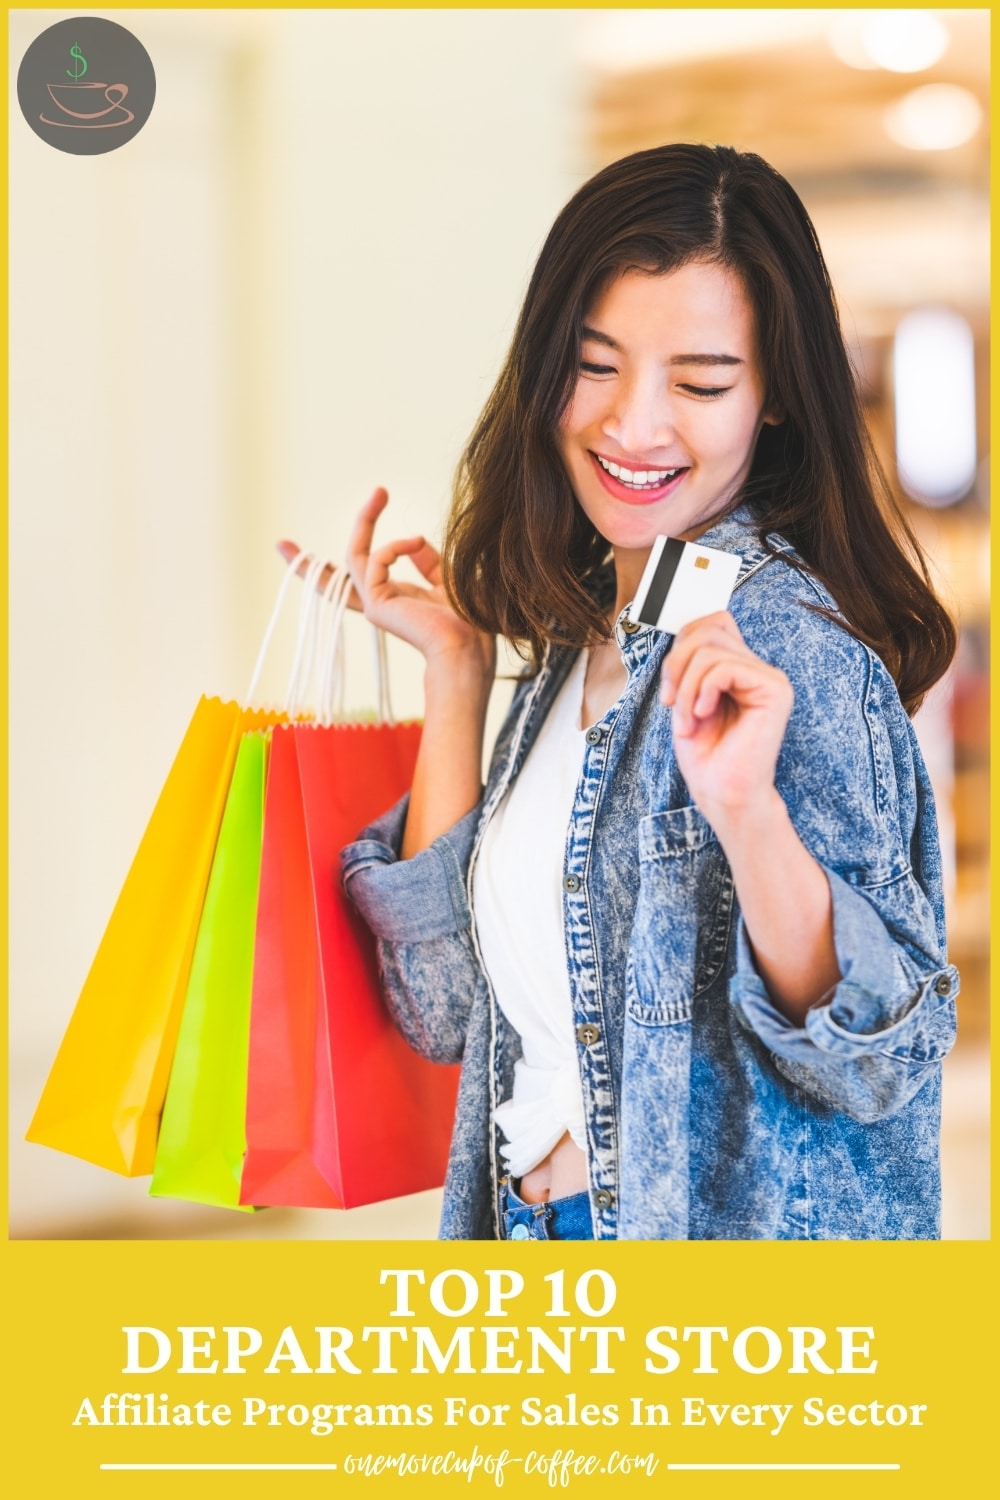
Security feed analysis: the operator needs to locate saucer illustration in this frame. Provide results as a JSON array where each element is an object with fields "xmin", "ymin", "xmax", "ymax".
[{"xmin": 40, "ymin": 81, "xmax": 135, "ymax": 128}]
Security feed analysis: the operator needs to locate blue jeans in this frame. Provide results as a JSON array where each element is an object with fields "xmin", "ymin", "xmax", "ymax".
[{"xmin": 500, "ymin": 1178, "xmax": 594, "ymax": 1240}]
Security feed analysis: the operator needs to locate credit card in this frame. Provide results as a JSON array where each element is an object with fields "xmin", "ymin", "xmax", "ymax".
[{"xmin": 626, "ymin": 536, "xmax": 743, "ymax": 635}]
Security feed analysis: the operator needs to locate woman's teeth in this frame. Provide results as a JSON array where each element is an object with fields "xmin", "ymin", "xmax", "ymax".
[{"xmin": 595, "ymin": 454, "xmax": 681, "ymax": 489}]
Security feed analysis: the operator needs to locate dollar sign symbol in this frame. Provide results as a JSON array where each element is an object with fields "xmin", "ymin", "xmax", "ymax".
[{"xmin": 66, "ymin": 45, "xmax": 88, "ymax": 82}]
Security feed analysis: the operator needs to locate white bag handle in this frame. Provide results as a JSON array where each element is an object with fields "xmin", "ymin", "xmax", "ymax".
[
  {"xmin": 245, "ymin": 550, "xmax": 336, "ymax": 714},
  {"xmin": 246, "ymin": 548, "xmax": 396, "ymax": 722},
  {"xmin": 245, "ymin": 548, "xmax": 310, "ymax": 705},
  {"xmin": 318, "ymin": 565, "xmax": 354, "ymax": 724},
  {"xmin": 284, "ymin": 554, "xmax": 328, "ymax": 714},
  {"xmin": 371, "ymin": 624, "xmax": 394, "ymax": 726},
  {"xmin": 318, "ymin": 564, "xmax": 395, "ymax": 727}
]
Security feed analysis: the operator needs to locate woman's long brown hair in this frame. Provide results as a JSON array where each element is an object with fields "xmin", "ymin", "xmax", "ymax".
[{"xmin": 443, "ymin": 144, "xmax": 956, "ymax": 713}]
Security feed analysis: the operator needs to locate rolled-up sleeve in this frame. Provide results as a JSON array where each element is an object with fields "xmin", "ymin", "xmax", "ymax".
[
  {"xmin": 731, "ymin": 872, "xmax": 958, "ymax": 1123},
  {"xmin": 728, "ymin": 589, "xmax": 959, "ymax": 1123},
  {"xmin": 342, "ymin": 796, "xmax": 481, "ymax": 941},
  {"xmin": 341, "ymin": 798, "xmax": 486, "ymax": 1064}
]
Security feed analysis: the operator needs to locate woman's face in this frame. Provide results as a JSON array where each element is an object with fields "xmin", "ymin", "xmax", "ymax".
[{"xmin": 557, "ymin": 261, "xmax": 779, "ymax": 559}]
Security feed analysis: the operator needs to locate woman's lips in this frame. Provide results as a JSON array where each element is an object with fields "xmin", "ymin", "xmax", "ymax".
[{"xmin": 588, "ymin": 450, "xmax": 688, "ymax": 505}]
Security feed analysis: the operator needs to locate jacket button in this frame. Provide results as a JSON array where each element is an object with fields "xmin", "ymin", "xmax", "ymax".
[
  {"xmin": 934, "ymin": 974, "xmax": 952, "ymax": 995},
  {"xmin": 576, "ymin": 1023, "xmax": 601, "ymax": 1046},
  {"xmin": 593, "ymin": 1189, "xmax": 614, "ymax": 1210},
  {"xmin": 621, "ymin": 617, "xmax": 641, "ymax": 635},
  {"xmin": 563, "ymin": 874, "xmax": 581, "ymax": 893},
  {"xmin": 509, "ymin": 1224, "xmax": 530, "ymax": 1240},
  {"xmin": 585, "ymin": 727, "xmax": 603, "ymax": 746}
]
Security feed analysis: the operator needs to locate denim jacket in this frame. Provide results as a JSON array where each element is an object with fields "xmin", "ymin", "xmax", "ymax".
[{"xmin": 341, "ymin": 506, "xmax": 958, "ymax": 1240}]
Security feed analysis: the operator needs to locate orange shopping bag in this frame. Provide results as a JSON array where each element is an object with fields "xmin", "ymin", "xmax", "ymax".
[
  {"xmin": 25, "ymin": 551, "xmax": 322, "ymax": 1177},
  {"xmin": 26, "ymin": 696, "xmax": 281, "ymax": 1175}
]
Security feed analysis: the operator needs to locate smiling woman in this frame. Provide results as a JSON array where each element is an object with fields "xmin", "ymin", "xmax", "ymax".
[
  {"xmin": 333, "ymin": 144, "xmax": 958, "ymax": 1241},
  {"xmin": 558, "ymin": 263, "xmax": 780, "ymax": 583}
]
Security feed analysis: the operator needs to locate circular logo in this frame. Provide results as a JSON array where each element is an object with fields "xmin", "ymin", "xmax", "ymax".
[{"xmin": 17, "ymin": 16, "xmax": 155, "ymax": 155}]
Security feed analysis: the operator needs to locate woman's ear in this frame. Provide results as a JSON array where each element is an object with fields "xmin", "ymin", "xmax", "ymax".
[{"xmin": 762, "ymin": 403, "xmax": 786, "ymax": 427}]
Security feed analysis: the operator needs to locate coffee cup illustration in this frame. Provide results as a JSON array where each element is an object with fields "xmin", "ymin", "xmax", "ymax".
[
  {"xmin": 42, "ymin": 81, "xmax": 134, "ymax": 127},
  {"xmin": 19, "ymin": 17, "xmax": 155, "ymax": 154}
]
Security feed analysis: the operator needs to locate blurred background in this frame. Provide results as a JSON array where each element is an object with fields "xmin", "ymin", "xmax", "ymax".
[{"xmin": 9, "ymin": 8, "xmax": 988, "ymax": 1239}]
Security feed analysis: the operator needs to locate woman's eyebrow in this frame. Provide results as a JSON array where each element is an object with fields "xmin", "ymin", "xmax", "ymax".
[
  {"xmin": 671, "ymin": 352, "xmax": 743, "ymax": 367},
  {"xmin": 580, "ymin": 328, "xmax": 743, "ymax": 368},
  {"xmin": 581, "ymin": 325, "xmax": 621, "ymax": 350}
]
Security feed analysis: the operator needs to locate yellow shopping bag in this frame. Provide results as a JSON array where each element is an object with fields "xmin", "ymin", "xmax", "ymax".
[{"xmin": 26, "ymin": 695, "xmax": 282, "ymax": 1175}]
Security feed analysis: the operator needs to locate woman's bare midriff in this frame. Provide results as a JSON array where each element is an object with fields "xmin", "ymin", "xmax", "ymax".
[{"xmin": 517, "ymin": 1132, "xmax": 589, "ymax": 1203}]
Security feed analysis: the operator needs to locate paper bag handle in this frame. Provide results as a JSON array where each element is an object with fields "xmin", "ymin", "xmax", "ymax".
[
  {"xmin": 247, "ymin": 549, "xmax": 394, "ymax": 722},
  {"xmin": 318, "ymin": 565, "xmax": 395, "ymax": 727},
  {"xmin": 245, "ymin": 548, "xmax": 311, "ymax": 705}
]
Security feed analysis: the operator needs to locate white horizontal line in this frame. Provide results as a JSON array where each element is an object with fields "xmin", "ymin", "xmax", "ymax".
[
  {"xmin": 668, "ymin": 1464, "xmax": 900, "ymax": 1471},
  {"xmin": 100, "ymin": 1465, "xmax": 339, "ymax": 1471}
]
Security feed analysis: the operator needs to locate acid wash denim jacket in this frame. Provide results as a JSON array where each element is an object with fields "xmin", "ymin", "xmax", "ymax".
[{"xmin": 341, "ymin": 506, "xmax": 958, "ymax": 1241}]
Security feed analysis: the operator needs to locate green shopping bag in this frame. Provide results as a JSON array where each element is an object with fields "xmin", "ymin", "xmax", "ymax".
[{"xmin": 149, "ymin": 730, "xmax": 269, "ymax": 1210}]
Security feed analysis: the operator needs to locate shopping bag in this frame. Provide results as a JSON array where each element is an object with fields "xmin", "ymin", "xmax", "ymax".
[
  {"xmin": 26, "ymin": 696, "xmax": 281, "ymax": 1175},
  {"xmin": 26, "ymin": 549, "xmax": 333, "ymax": 1179},
  {"xmin": 240, "ymin": 716, "xmax": 461, "ymax": 1209},
  {"xmin": 149, "ymin": 730, "xmax": 270, "ymax": 1209}
]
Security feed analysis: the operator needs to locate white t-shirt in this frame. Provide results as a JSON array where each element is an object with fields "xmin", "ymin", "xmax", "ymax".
[{"xmin": 472, "ymin": 650, "xmax": 589, "ymax": 1177}]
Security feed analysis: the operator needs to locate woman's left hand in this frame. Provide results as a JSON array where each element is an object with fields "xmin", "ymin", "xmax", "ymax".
[
  {"xmin": 661, "ymin": 612, "xmax": 840, "ymax": 1023},
  {"xmin": 661, "ymin": 611, "xmax": 793, "ymax": 826}
]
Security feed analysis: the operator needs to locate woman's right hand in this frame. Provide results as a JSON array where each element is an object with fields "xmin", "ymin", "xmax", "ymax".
[
  {"xmin": 280, "ymin": 488, "xmax": 495, "ymax": 857},
  {"xmin": 278, "ymin": 487, "xmax": 494, "ymax": 681}
]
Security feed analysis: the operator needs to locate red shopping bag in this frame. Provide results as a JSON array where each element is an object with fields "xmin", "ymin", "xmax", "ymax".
[{"xmin": 240, "ymin": 718, "xmax": 460, "ymax": 1209}]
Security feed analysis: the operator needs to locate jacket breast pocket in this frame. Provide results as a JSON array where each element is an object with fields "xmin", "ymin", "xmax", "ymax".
[{"xmin": 626, "ymin": 805, "xmax": 735, "ymax": 1026}]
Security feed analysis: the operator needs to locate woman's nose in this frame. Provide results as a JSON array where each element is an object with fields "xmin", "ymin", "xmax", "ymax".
[{"xmin": 601, "ymin": 376, "xmax": 674, "ymax": 455}]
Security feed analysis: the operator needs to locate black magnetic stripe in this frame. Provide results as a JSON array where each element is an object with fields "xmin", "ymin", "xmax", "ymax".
[{"xmin": 636, "ymin": 537, "xmax": 686, "ymax": 625}]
